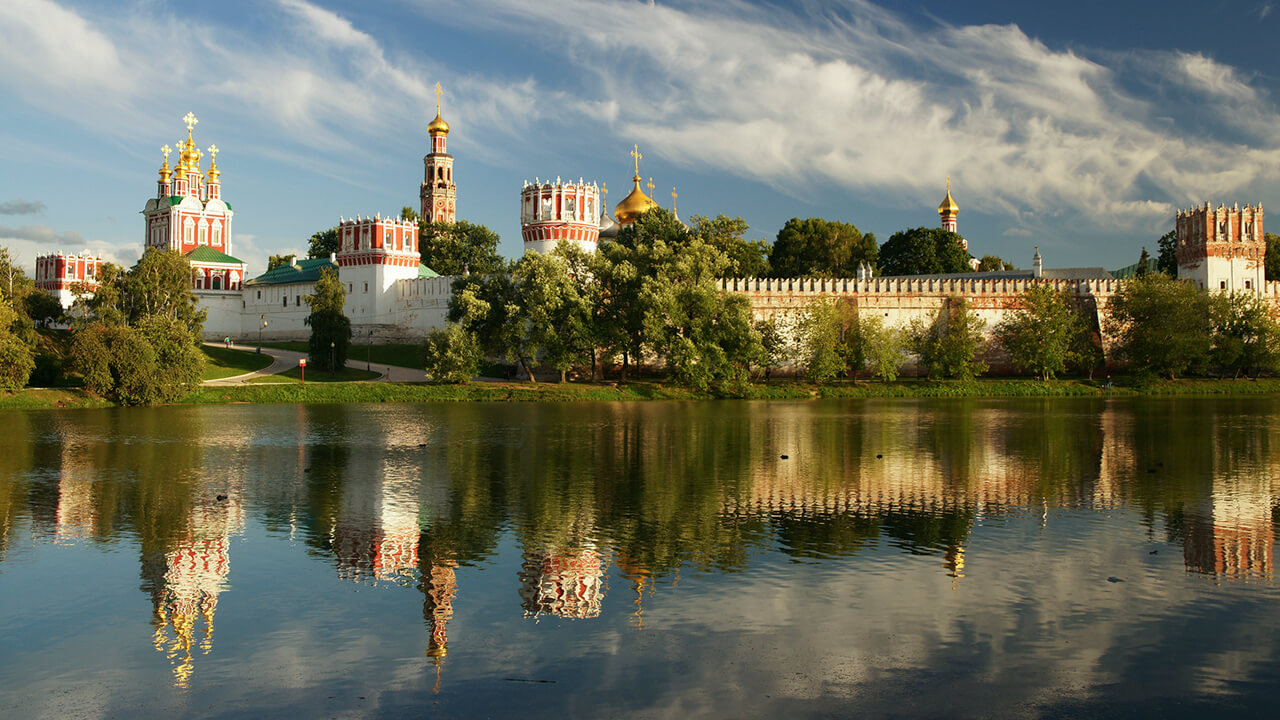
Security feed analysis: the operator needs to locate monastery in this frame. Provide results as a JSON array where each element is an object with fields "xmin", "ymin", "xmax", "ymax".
[{"xmin": 35, "ymin": 93, "xmax": 1279, "ymax": 348}]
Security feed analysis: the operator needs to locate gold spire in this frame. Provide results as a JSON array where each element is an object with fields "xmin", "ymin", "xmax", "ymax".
[
  {"xmin": 671, "ymin": 187, "xmax": 678, "ymax": 211},
  {"xmin": 938, "ymin": 176, "xmax": 959, "ymax": 216},
  {"xmin": 614, "ymin": 145, "xmax": 658, "ymax": 225},
  {"xmin": 428, "ymin": 82, "xmax": 450, "ymax": 136},
  {"xmin": 159, "ymin": 145, "xmax": 172, "ymax": 183},
  {"xmin": 207, "ymin": 145, "xmax": 220, "ymax": 182}
]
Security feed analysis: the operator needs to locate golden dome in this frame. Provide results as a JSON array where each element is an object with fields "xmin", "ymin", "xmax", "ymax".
[
  {"xmin": 428, "ymin": 111, "xmax": 450, "ymax": 136},
  {"xmin": 614, "ymin": 174, "xmax": 658, "ymax": 225},
  {"xmin": 938, "ymin": 178, "xmax": 959, "ymax": 216}
]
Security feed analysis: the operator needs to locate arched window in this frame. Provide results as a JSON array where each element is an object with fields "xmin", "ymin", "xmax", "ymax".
[{"xmin": 212, "ymin": 275, "xmax": 222, "ymax": 290}]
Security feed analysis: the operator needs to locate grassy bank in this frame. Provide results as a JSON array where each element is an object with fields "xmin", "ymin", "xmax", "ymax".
[
  {"xmin": 201, "ymin": 345, "xmax": 274, "ymax": 380},
  {"xmin": 8, "ymin": 376, "xmax": 1280, "ymax": 410},
  {"xmin": 245, "ymin": 366, "xmax": 382, "ymax": 383},
  {"xmin": 261, "ymin": 341, "xmax": 423, "ymax": 369}
]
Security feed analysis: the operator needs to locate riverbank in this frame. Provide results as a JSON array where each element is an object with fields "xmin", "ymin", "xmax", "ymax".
[{"xmin": 6, "ymin": 376, "xmax": 1280, "ymax": 409}]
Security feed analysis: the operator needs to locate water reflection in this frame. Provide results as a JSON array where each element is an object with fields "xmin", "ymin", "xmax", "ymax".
[{"xmin": 1, "ymin": 398, "xmax": 1279, "ymax": 711}]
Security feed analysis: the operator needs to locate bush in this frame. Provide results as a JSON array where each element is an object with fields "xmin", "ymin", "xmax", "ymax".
[
  {"xmin": 72, "ymin": 324, "xmax": 160, "ymax": 405},
  {"xmin": 423, "ymin": 323, "xmax": 481, "ymax": 383},
  {"xmin": 136, "ymin": 314, "xmax": 204, "ymax": 402},
  {"xmin": 908, "ymin": 296, "xmax": 987, "ymax": 380}
]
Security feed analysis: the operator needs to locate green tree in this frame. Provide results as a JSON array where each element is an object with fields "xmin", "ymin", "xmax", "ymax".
[
  {"xmin": 977, "ymin": 255, "xmax": 1014, "ymax": 272},
  {"xmin": 267, "ymin": 254, "xmax": 297, "ymax": 271},
  {"xmin": 423, "ymin": 323, "xmax": 481, "ymax": 383},
  {"xmin": 449, "ymin": 272, "xmax": 538, "ymax": 380},
  {"xmin": 121, "ymin": 248, "xmax": 206, "ymax": 332},
  {"xmin": 879, "ymin": 227, "xmax": 972, "ymax": 276},
  {"xmin": 689, "ymin": 214, "xmax": 770, "ymax": 277},
  {"xmin": 1135, "ymin": 247, "xmax": 1151, "ymax": 278},
  {"xmin": 768, "ymin": 217, "xmax": 877, "ymax": 278},
  {"xmin": 307, "ymin": 227, "xmax": 339, "ymax": 259},
  {"xmin": 72, "ymin": 262, "xmax": 127, "ymax": 326},
  {"xmin": 863, "ymin": 316, "xmax": 906, "ymax": 382},
  {"xmin": 753, "ymin": 315, "xmax": 790, "ymax": 378},
  {"xmin": 1156, "ymin": 230, "xmax": 1178, "ymax": 277},
  {"xmin": 994, "ymin": 285, "xmax": 1084, "ymax": 380},
  {"xmin": 400, "ymin": 206, "xmax": 419, "ymax": 222},
  {"xmin": 23, "ymin": 290, "xmax": 63, "ymax": 327},
  {"xmin": 305, "ymin": 267, "xmax": 351, "ymax": 372},
  {"xmin": 1208, "ymin": 291, "xmax": 1280, "ymax": 377},
  {"xmin": 908, "ymin": 296, "xmax": 987, "ymax": 379},
  {"xmin": 799, "ymin": 298, "xmax": 848, "ymax": 384},
  {"xmin": 136, "ymin": 314, "xmax": 204, "ymax": 402},
  {"xmin": 1105, "ymin": 274, "xmax": 1210, "ymax": 379},
  {"xmin": 1265, "ymin": 232, "xmax": 1280, "ymax": 282},
  {"xmin": 0, "ymin": 247, "xmax": 33, "ymax": 301},
  {"xmin": 640, "ymin": 235, "xmax": 762, "ymax": 390},
  {"xmin": 0, "ymin": 298, "xmax": 35, "ymax": 392},
  {"xmin": 514, "ymin": 246, "xmax": 597, "ymax": 383},
  {"xmin": 71, "ymin": 324, "xmax": 159, "ymax": 405},
  {"xmin": 419, "ymin": 220, "xmax": 506, "ymax": 276}
]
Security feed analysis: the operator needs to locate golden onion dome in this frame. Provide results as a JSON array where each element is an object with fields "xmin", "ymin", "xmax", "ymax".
[
  {"xmin": 614, "ymin": 175, "xmax": 658, "ymax": 225},
  {"xmin": 428, "ymin": 111, "xmax": 450, "ymax": 136},
  {"xmin": 938, "ymin": 179, "xmax": 959, "ymax": 216}
]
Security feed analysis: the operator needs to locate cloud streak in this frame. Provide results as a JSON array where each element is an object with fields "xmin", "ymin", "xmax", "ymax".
[{"xmin": 0, "ymin": 199, "xmax": 46, "ymax": 215}]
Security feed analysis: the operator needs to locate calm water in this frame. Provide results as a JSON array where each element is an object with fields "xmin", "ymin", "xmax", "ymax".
[{"xmin": 1, "ymin": 398, "xmax": 1279, "ymax": 718}]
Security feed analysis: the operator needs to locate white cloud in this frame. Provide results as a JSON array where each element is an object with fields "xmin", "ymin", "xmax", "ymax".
[
  {"xmin": 420, "ymin": 0, "xmax": 1280, "ymax": 227},
  {"xmin": 1002, "ymin": 228, "xmax": 1033, "ymax": 237},
  {"xmin": 0, "ymin": 224, "xmax": 86, "ymax": 246}
]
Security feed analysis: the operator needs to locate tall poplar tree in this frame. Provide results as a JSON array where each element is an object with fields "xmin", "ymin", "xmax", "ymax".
[{"xmin": 305, "ymin": 267, "xmax": 351, "ymax": 372}]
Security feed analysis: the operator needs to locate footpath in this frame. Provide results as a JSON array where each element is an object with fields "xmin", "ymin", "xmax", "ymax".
[{"xmin": 203, "ymin": 343, "xmax": 425, "ymax": 385}]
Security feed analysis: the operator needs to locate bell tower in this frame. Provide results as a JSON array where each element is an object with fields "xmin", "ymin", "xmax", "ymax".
[{"xmin": 420, "ymin": 83, "xmax": 457, "ymax": 224}]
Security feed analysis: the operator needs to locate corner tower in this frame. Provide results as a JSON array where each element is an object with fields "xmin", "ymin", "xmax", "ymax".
[
  {"xmin": 520, "ymin": 177, "xmax": 603, "ymax": 254},
  {"xmin": 1175, "ymin": 202, "xmax": 1265, "ymax": 293},
  {"xmin": 420, "ymin": 83, "xmax": 457, "ymax": 224}
]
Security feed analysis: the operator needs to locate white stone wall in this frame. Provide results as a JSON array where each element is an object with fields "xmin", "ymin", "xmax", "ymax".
[
  {"xmin": 199, "ymin": 291, "xmax": 249, "ymax": 341},
  {"xmin": 240, "ymin": 282, "xmax": 316, "ymax": 341}
]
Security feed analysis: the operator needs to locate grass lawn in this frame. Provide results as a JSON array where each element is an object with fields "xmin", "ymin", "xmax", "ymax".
[
  {"xmin": 245, "ymin": 366, "xmax": 382, "ymax": 384},
  {"xmin": 201, "ymin": 344, "xmax": 275, "ymax": 380},
  {"xmin": 261, "ymin": 341, "xmax": 423, "ymax": 369}
]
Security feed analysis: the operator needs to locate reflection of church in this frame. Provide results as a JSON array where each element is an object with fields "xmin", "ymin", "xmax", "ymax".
[
  {"xmin": 1183, "ymin": 486, "xmax": 1274, "ymax": 580},
  {"xmin": 518, "ymin": 544, "xmax": 609, "ymax": 620},
  {"xmin": 142, "ymin": 491, "xmax": 243, "ymax": 688}
]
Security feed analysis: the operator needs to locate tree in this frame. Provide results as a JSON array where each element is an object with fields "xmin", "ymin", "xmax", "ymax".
[
  {"xmin": 307, "ymin": 227, "xmax": 339, "ymax": 259},
  {"xmin": 994, "ymin": 285, "xmax": 1084, "ymax": 380},
  {"xmin": 1265, "ymin": 232, "xmax": 1280, "ymax": 282},
  {"xmin": 640, "ymin": 235, "xmax": 762, "ymax": 390},
  {"xmin": 1105, "ymin": 274, "xmax": 1209, "ymax": 379},
  {"xmin": 513, "ymin": 246, "xmax": 597, "ymax": 383},
  {"xmin": 863, "ymin": 317, "xmax": 906, "ymax": 382},
  {"xmin": 419, "ymin": 220, "xmax": 506, "ymax": 276},
  {"xmin": 71, "ymin": 324, "xmax": 159, "ymax": 405},
  {"xmin": 423, "ymin": 323, "xmax": 481, "ymax": 383},
  {"xmin": 879, "ymin": 227, "xmax": 972, "ymax": 276},
  {"xmin": 977, "ymin": 255, "xmax": 1014, "ymax": 272},
  {"xmin": 753, "ymin": 315, "xmax": 790, "ymax": 379},
  {"xmin": 401, "ymin": 206, "xmax": 419, "ymax": 222},
  {"xmin": 689, "ymin": 214, "xmax": 770, "ymax": 277},
  {"xmin": 267, "ymin": 254, "xmax": 297, "ymax": 271},
  {"xmin": 23, "ymin": 290, "xmax": 63, "ymax": 328},
  {"xmin": 768, "ymin": 218, "xmax": 877, "ymax": 278},
  {"xmin": 0, "ymin": 247, "xmax": 33, "ymax": 302},
  {"xmin": 449, "ymin": 272, "xmax": 538, "ymax": 380},
  {"xmin": 799, "ymin": 298, "xmax": 850, "ymax": 384},
  {"xmin": 136, "ymin": 314, "xmax": 204, "ymax": 402},
  {"xmin": 1156, "ymin": 230, "xmax": 1178, "ymax": 277},
  {"xmin": 0, "ymin": 298, "xmax": 35, "ymax": 392},
  {"xmin": 908, "ymin": 296, "xmax": 987, "ymax": 379},
  {"xmin": 305, "ymin": 267, "xmax": 351, "ymax": 372},
  {"xmin": 119, "ymin": 248, "xmax": 206, "ymax": 332},
  {"xmin": 1208, "ymin": 291, "xmax": 1280, "ymax": 377},
  {"xmin": 1135, "ymin": 247, "xmax": 1151, "ymax": 278}
]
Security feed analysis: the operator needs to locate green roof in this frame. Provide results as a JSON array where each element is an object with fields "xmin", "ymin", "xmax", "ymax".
[
  {"xmin": 1109, "ymin": 257, "xmax": 1158, "ymax": 279},
  {"xmin": 417, "ymin": 263, "xmax": 440, "ymax": 278},
  {"xmin": 245, "ymin": 257, "xmax": 338, "ymax": 286},
  {"xmin": 185, "ymin": 245, "xmax": 245, "ymax": 264},
  {"xmin": 168, "ymin": 196, "xmax": 183, "ymax": 206}
]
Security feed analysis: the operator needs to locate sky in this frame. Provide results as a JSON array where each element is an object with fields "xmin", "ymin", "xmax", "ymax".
[{"xmin": 2, "ymin": 0, "xmax": 1279, "ymax": 277}]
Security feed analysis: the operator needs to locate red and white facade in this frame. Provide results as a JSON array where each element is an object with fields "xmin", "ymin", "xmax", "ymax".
[
  {"xmin": 419, "ymin": 94, "xmax": 457, "ymax": 223},
  {"xmin": 1176, "ymin": 202, "xmax": 1266, "ymax": 293},
  {"xmin": 337, "ymin": 215, "xmax": 423, "ymax": 326},
  {"xmin": 34, "ymin": 251, "xmax": 103, "ymax": 308},
  {"xmin": 520, "ymin": 178, "xmax": 603, "ymax": 255},
  {"xmin": 141, "ymin": 114, "xmax": 246, "ymax": 293}
]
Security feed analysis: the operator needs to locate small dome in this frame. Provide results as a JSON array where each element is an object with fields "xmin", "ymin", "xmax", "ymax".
[
  {"xmin": 599, "ymin": 211, "xmax": 619, "ymax": 240},
  {"xmin": 614, "ymin": 175, "xmax": 658, "ymax": 225},
  {"xmin": 938, "ymin": 181, "xmax": 958, "ymax": 216},
  {"xmin": 428, "ymin": 111, "xmax": 450, "ymax": 136}
]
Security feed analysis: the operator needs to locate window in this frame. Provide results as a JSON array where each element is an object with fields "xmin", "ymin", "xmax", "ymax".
[
  {"xmin": 296, "ymin": 295, "xmax": 301, "ymax": 307},
  {"xmin": 1245, "ymin": 280, "xmax": 1253, "ymax": 290},
  {"xmin": 283, "ymin": 295, "xmax": 287, "ymax": 307},
  {"xmin": 257, "ymin": 290, "xmax": 261, "ymax": 299},
  {"xmin": 1220, "ymin": 281, "xmax": 1227, "ymax": 289},
  {"xmin": 364, "ymin": 282, "xmax": 369, "ymax": 293}
]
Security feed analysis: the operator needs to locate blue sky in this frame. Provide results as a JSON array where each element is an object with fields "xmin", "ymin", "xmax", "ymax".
[{"xmin": 2, "ymin": 0, "xmax": 1278, "ymax": 276}]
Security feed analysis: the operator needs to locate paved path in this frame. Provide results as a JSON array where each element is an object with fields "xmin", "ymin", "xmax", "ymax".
[{"xmin": 203, "ymin": 343, "xmax": 425, "ymax": 385}]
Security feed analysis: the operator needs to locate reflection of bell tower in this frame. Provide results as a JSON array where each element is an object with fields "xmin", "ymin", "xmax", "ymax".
[
  {"xmin": 419, "ymin": 550, "xmax": 457, "ymax": 693},
  {"xmin": 615, "ymin": 553, "xmax": 653, "ymax": 630}
]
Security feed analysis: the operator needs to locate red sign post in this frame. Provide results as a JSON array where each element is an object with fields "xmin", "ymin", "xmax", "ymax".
[{"xmin": 298, "ymin": 357, "xmax": 307, "ymax": 383}]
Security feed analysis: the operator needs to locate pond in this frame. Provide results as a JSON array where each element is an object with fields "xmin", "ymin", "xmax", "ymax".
[{"xmin": 1, "ymin": 398, "xmax": 1278, "ymax": 718}]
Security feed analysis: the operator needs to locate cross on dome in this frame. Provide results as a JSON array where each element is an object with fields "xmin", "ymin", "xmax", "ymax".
[
  {"xmin": 434, "ymin": 82, "xmax": 443, "ymax": 112},
  {"xmin": 631, "ymin": 145, "xmax": 642, "ymax": 176},
  {"xmin": 183, "ymin": 112, "xmax": 198, "ymax": 132}
]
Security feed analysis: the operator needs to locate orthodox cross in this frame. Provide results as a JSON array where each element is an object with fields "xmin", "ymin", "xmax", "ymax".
[
  {"xmin": 208, "ymin": 144, "xmax": 219, "ymax": 161},
  {"xmin": 161, "ymin": 145, "xmax": 171, "ymax": 162},
  {"xmin": 647, "ymin": 177, "xmax": 655, "ymax": 196},
  {"xmin": 183, "ymin": 112, "xmax": 198, "ymax": 132},
  {"xmin": 631, "ymin": 144, "xmax": 642, "ymax": 175},
  {"xmin": 672, "ymin": 187, "xmax": 678, "ymax": 211},
  {"xmin": 434, "ymin": 82, "xmax": 443, "ymax": 112}
]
